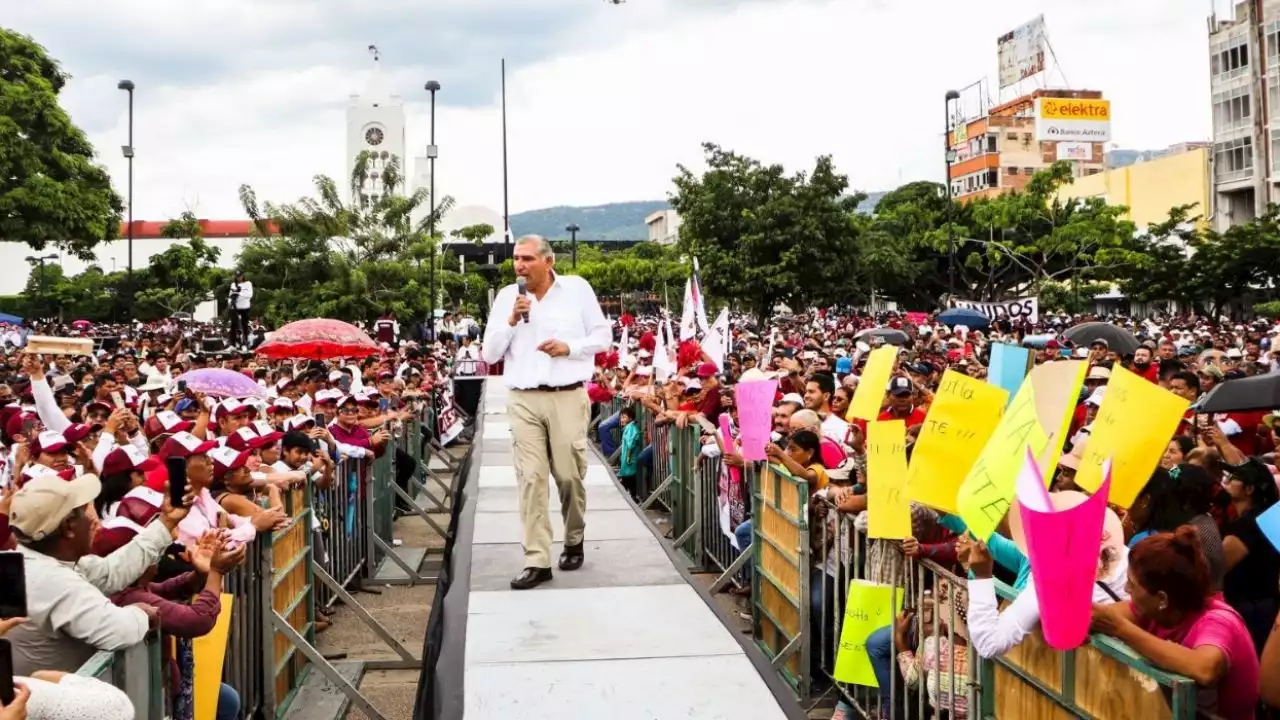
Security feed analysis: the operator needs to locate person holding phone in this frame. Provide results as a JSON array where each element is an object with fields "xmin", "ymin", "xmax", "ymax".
[{"xmin": 5, "ymin": 473, "xmax": 192, "ymax": 675}]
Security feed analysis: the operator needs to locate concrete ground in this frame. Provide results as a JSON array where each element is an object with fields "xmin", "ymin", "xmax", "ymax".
[{"xmin": 315, "ymin": 446, "xmax": 464, "ymax": 720}]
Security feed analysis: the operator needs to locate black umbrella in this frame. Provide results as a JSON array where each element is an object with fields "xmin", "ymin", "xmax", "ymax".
[
  {"xmin": 1061, "ymin": 322, "xmax": 1140, "ymax": 355},
  {"xmin": 855, "ymin": 327, "xmax": 910, "ymax": 346},
  {"xmin": 1196, "ymin": 374, "xmax": 1280, "ymax": 414}
]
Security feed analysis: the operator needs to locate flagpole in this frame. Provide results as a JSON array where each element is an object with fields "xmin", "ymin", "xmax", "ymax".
[{"xmin": 501, "ymin": 58, "xmax": 510, "ymax": 261}]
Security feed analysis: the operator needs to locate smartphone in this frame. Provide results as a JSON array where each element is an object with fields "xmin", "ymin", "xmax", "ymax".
[
  {"xmin": 166, "ymin": 456, "xmax": 188, "ymax": 510},
  {"xmin": 378, "ymin": 398, "xmax": 389, "ymax": 413},
  {"xmin": 177, "ymin": 379, "xmax": 187, "ymax": 394},
  {"xmin": 0, "ymin": 639, "xmax": 13, "ymax": 706},
  {"xmin": 111, "ymin": 391, "xmax": 125, "ymax": 409},
  {"xmin": 0, "ymin": 553, "xmax": 26, "ymax": 619},
  {"xmin": 338, "ymin": 376, "xmax": 351, "ymax": 392},
  {"xmin": 315, "ymin": 413, "xmax": 327, "ymax": 428}
]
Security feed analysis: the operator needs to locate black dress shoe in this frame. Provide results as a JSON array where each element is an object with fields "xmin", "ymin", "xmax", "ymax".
[
  {"xmin": 510, "ymin": 567, "xmax": 553, "ymax": 590},
  {"xmin": 558, "ymin": 543, "xmax": 585, "ymax": 571}
]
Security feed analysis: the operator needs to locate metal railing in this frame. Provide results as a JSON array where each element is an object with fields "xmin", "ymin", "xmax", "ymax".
[
  {"xmin": 588, "ymin": 400, "xmax": 1207, "ymax": 719},
  {"xmin": 73, "ymin": 387, "xmax": 460, "ymax": 720}
]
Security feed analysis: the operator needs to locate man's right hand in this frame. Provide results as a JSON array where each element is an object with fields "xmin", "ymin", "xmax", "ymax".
[{"xmin": 508, "ymin": 296, "xmax": 531, "ymax": 327}]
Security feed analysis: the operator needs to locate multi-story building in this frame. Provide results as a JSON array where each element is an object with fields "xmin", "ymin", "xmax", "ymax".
[
  {"xmin": 1207, "ymin": 0, "xmax": 1280, "ymax": 230},
  {"xmin": 946, "ymin": 89, "xmax": 1107, "ymax": 202},
  {"xmin": 1057, "ymin": 145, "xmax": 1212, "ymax": 229},
  {"xmin": 645, "ymin": 209, "xmax": 682, "ymax": 245}
]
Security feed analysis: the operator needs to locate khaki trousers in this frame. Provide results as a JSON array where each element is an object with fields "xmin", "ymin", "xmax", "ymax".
[{"xmin": 508, "ymin": 387, "xmax": 590, "ymax": 568}]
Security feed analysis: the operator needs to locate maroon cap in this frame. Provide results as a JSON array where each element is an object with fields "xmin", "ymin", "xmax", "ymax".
[
  {"xmin": 101, "ymin": 446, "xmax": 161, "ymax": 476},
  {"xmin": 159, "ymin": 431, "xmax": 218, "ymax": 460}
]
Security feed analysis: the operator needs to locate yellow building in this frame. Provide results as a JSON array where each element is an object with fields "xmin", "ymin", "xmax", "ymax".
[{"xmin": 1056, "ymin": 147, "xmax": 1211, "ymax": 230}]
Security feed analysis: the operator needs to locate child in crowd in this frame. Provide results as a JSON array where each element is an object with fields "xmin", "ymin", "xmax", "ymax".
[{"xmin": 617, "ymin": 406, "xmax": 642, "ymax": 499}]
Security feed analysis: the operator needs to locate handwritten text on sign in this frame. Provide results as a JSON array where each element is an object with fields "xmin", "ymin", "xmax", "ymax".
[
  {"xmin": 1074, "ymin": 365, "xmax": 1189, "ymax": 508},
  {"xmin": 867, "ymin": 420, "xmax": 912, "ymax": 539},
  {"xmin": 906, "ymin": 371, "xmax": 1008, "ymax": 514},
  {"xmin": 834, "ymin": 581, "xmax": 904, "ymax": 687},
  {"xmin": 955, "ymin": 382, "xmax": 1049, "ymax": 541}
]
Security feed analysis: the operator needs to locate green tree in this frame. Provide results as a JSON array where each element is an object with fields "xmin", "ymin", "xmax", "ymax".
[
  {"xmin": 670, "ymin": 143, "xmax": 863, "ymax": 321},
  {"xmin": 129, "ymin": 211, "xmax": 228, "ymax": 317},
  {"xmin": 863, "ymin": 163, "xmax": 1138, "ymax": 308},
  {"xmin": 236, "ymin": 152, "xmax": 457, "ymax": 325},
  {"xmin": 0, "ymin": 29, "xmax": 123, "ymax": 259},
  {"xmin": 450, "ymin": 223, "xmax": 495, "ymax": 245}
]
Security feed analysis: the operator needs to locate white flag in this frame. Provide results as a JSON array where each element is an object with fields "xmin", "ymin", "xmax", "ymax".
[
  {"xmin": 704, "ymin": 308, "xmax": 731, "ymax": 371},
  {"xmin": 680, "ymin": 277, "xmax": 699, "ymax": 341},
  {"xmin": 653, "ymin": 319, "xmax": 672, "ymax": 381},
  {"xmin": 619, "ymin": 325, "xmax": 631, "ymax": 368}
]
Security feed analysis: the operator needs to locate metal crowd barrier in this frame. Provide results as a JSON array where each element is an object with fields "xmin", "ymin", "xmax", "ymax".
[
  {"xmin": 585, "ymin": 402, "xmax": 1207, "ymax": 719},
  {"xmin": 75, "ymin": 634, "xmax": 164, "ymax": 719},
  {"xmin": 315, "ymin": 457, "xmax": 366, "ymax": 609},
  {"xmin": 74, "ymin": 396, "xmax": 451, "ymax": 720}
]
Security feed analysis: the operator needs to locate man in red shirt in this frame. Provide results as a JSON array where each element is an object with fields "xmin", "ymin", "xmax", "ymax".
[
  {"xmin": 1130, "ymin": 346, "xmax": 1159, "ymax": 384},
  {"xmin": 878, "ymin": 377, "xmax": 927, "ymax": 428}
]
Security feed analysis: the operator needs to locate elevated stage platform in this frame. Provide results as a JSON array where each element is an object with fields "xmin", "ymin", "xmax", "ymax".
[{"xmin": 425, "ymin": 379, "xmax": 799, "ymax": 719}]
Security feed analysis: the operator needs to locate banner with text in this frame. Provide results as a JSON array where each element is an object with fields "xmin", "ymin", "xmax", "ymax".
[{"xmin": 951, "ymin": 296, "xmax": 1039, "ymax": 324}]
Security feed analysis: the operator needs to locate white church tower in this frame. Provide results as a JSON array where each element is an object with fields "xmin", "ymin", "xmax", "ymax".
[{"xmin": 346, "ymin": 45, "xmax": 407, "ymax": 206}]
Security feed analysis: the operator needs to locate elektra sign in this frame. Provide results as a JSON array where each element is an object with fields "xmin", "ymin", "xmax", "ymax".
[{"xmin": 1034, "ymin": 98, "xmax": 1111, "ymax": 144}]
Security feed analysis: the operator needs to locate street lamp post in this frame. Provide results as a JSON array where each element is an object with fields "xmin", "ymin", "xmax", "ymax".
[
  {"xmin": 118, "ymin": 80, "xmax": 136, "ymax": 310},
  {"xmin": 944, "ymin": 89, "xmax": 960, "ymax": 302},
  {"xmin": 25, "ymin": 254, "xmax": 58, "ymax": 320},
  {"xmin": 566, "ymin": 224, "xmax": 580, "ymax": 269},
  {"xmin": 425, "ymin": 80, "xmax": 441, "ymax": 341}
]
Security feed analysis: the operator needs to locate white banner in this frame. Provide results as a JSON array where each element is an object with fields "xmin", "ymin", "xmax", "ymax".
[
  {"xmin": 997, "ymin": 15, "xmax": 1047, "ymax": 88},
  {"xmin": 1056, "ymin": 141, "xmax": 1094, "ymax": 161},
  {"xmin": 436, "ymin": 386, "xmax": 465, "ymax": 445},
  {"xmin": 952, "ymin": 296, "xmax": 1039, "ymax": 323}
]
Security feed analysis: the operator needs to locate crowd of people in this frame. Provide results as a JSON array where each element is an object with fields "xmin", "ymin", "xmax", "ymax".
[
  {"xmin": 0, "ymin": 315, "xmax": 472, "ymax": 720},
  {"xmin": 589, "ymin": 308, "xmax": 1280, "ymax": 720}
]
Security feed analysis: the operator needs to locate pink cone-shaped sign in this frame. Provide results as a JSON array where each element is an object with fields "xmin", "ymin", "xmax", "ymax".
[
  {"xmin": 736, "ymin": 378, "xmax": 778, "ymax": 461},
  {"xmin": 1016, "ymin": 447, "xmax": 1112, "ymax": 650}
]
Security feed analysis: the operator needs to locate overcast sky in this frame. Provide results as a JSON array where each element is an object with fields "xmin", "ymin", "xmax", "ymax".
[{"xmin": 8, "ymin": 0, "xmax": 1215, "ymax": 222}]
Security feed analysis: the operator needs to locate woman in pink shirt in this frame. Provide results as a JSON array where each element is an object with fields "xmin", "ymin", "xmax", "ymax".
[{"xmin": 1091, "ymin": 526, "xmax": 1259, "ymax": 720}]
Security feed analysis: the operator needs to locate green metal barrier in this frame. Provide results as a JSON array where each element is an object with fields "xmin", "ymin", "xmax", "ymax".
[
  {"xmin": 750, "ymin": 462, "xmax": 811, "ymax": 699},
  {"xmin": 983, "ymin": 579, "xmax": 1200, "ymax": 720},
  {"xmin": 76, "ymin": 634, "xmax": 164, "ymax": 719}
]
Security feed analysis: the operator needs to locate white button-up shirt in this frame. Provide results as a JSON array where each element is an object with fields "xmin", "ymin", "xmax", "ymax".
[{"xmin": 482, "ymin": 274, "xmax": 612, "ymax": 390}]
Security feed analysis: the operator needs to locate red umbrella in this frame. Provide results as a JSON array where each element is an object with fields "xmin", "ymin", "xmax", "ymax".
[{"xmin": 256, "ymin": 318, "xmax": 381, "ymax": 360}]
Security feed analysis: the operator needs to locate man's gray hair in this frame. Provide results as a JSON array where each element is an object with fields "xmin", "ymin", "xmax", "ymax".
[{"xmin": 515, "ymin": 234, "xmax": 555, "ymax": 258}]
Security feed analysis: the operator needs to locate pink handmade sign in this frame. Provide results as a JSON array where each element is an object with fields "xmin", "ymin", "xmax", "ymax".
[
  {"xmin": 1016, "ymin": 447, "xmax": 1112, "ymax": 650},
  {"xmin": 719, "ymin": 414, "xmax": 742, "ymax": 487},
  {"xmin": 736, "ymin": 378, "xmax": 778, "ymax": 461}
]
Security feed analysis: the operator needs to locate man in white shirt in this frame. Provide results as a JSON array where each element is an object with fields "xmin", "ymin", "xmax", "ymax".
[
  {"xmin": 482, "ymin": 235, "xmax": 612, "ymax": 590},
  {"xmin": 454, "ymin": 336, "xmax": 481, "ymax": 376},
  {"xmin": 228, "ymin": 271, "xmax": 254, "ymax": 348}
]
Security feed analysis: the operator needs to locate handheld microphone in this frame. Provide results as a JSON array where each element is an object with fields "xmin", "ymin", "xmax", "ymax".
[{"xmin": 516, "ymin": 278, "xmax": 530, "ymax": 323}]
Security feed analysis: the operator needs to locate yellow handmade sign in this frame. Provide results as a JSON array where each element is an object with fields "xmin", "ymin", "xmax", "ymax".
[
  {"xmin": 867, "ymin": 420, "xmax": 911, "ymax": 539},
  {"xmin": 1076, "ymin": 365, "xmax": 1190, "ymax": 507},
  {"xmin": 848, "ymin": 346, "xmax": 898, "ymax": 421},
  {"xmin": 193, "ymin": 593, "xmax": 235, "ymax": 720},
  {"xmin": 955, "ymin": 361, "xmax": 1085, "ymax": 541},
  {"xmin": 834, "ymin": 580, "xmax": 904, "ymax": 687},
  {"xmin": 906, "ymin": 370, "xmax": 1009, "ymax": 513}
]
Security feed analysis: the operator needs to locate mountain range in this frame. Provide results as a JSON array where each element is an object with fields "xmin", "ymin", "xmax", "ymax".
[{"xmin": 509, "ymin": 192, "xmax": 888, "ymax": 241}]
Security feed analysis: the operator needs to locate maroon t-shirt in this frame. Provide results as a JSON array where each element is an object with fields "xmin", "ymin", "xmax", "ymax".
[{"xmin": 699, "ymin": 385, "xmax": 723, "ymax": 424}]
